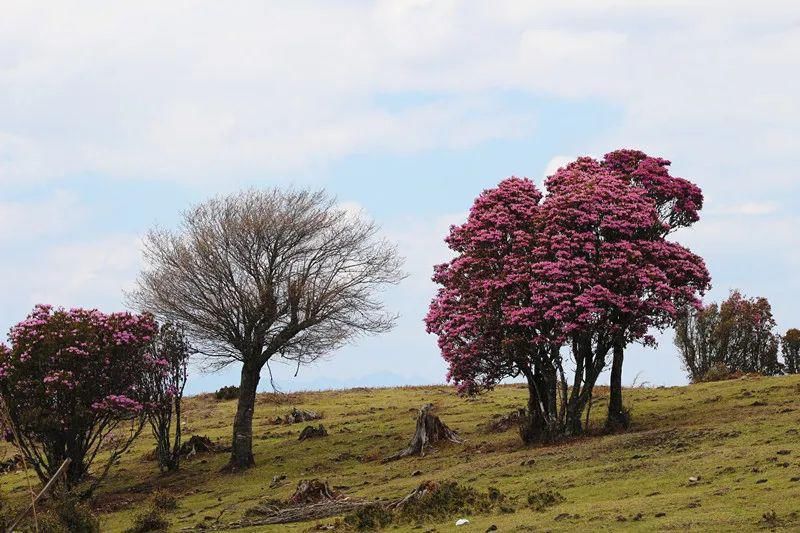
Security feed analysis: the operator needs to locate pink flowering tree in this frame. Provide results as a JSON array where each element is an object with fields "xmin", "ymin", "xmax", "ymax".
[
  {"xmin": 140, "ymin": 322, "xmax": 192, "ymax": 472},
  {"xmin": 0, "ymin": 305, "xmax": 158, "ymax": 492},
  {"xmin": 427, "ymin": 151, "xmax": 710, "ymax": 444},
  {"xmin": 535, "ymin": 156, "xmax": 710, "ymax": 433}
]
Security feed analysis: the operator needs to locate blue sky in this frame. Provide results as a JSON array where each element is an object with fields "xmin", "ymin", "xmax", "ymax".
[{"xmin": 2, "ymin": 1, "xmax": 799, "ymax": 393}]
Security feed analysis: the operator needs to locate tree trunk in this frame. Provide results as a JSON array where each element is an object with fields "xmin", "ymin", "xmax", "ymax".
[
  {"xmin": 520, "ymin": 368, "xmax": 559, "ymax": 444},
  {"xmin": 606, "ymin": 337, "xmax": 630, "ymax": 431},
  {"xmin": 228, "ymin": 364, "xmax": 260, "ymax": 470}
]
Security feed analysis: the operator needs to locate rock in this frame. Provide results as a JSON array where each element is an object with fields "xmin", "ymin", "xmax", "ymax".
[
  {"xmin": 756, "ymin": 479, "xmax": 768, "ymax": 484},
  {"xmin": 655, "ymin": 512, "xmax": 667, "ymax": 518},
  {"xmin": 688, "ymin": 476, "xmax": 700, "ymax": 483},
  {"xmin": 298, "ymin": 424, "xmax": 328, "ymax": 441},
  {"xmin": 456, "ymin": 518, "xmax": 470, "ymax": 526},
  {"xmin": 274, "ymin": 407, "xmax": 323, "ymax": 425},
  {"xmin": 486, "ymin": 526, "xmax": 498, "ymax": 532},
  {"xmin": 486, "ymin": 409, "xmax": 525, "ymax": 433},
  {"xmin": 411, "ymin": 470, "xmax": 423, "ymax": 477},
  {"xmin": 270, "ymin": 474, "xmax": 287, "ymax": 488}
]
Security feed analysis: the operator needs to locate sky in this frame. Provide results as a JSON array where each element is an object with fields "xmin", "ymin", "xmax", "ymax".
[{"xmin": 2, "ymin": 1, "xmax": 799, "ymax": 394}]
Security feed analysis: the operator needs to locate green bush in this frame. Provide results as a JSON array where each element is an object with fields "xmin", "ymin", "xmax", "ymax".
[
  {"xmin": 36, "ymin": 496, "xmax": 101, "ymax": 533},
  {"xmin": 394, "ymin": 481, "xmax": 506, "ymax": 524},
  {"xmin": 152, "ymin": 490, "xmax": 178, "ymax": 511},
  {"xmin": 699, "ymin": 362, "xmax": 734, "ymax": 383},
  {"xmin": 527, "ymin": 489, "xmax": 565, "ymax": 512},
  {"xmin": 126, "ymin": 508, "xmax": 170, "ymax": 533},
  {"xmin": 214, "ymin": 385, "xmax": 240, "ymax": 401},
  {"xmin": 343, "ymin": 503, "xmax": 393, "ymax": 531}
]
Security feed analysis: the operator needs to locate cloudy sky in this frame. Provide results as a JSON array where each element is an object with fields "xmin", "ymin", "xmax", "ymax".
[{"xmin": 2, "ymin": 1, "xmax": 799, "ymax": 393}]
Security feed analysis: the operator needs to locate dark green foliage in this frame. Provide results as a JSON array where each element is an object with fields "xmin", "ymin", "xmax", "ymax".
[
  {"xmin": 394, "ymin": 481, "xmax": 506, "ymax": 524},
  {"xmin": 676, "ymin": 291, "xmax": 782, "ymax": 382},
  {"xmin": 527, "ymin": 489, "xmax": 566, "ymax": 512},
  {"xmin": 214, "ymin": 386, "xmax": 240, "ymax": 401},
  {"xmin": 782, "ymin": 329, "xmax": 800, "ymax": 374},
  {"xmin": 343, "ymin": 504, "xmax": 393, "ymax": 531},
  {"xmin": 152, "ymin": 489, "xmax": 178, "ymax": 511},
  {"xmin": 36, "ymin": 496, "xmax": 101, "ymax": 533},
  {"xmin": 126, "ymin": 508, "xmax": 170, "ymax": 533},
  {"xmin": 342, "ymin": 482, "xmax": 510, "ymax": 529}
]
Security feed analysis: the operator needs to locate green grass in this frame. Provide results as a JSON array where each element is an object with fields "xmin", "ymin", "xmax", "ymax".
[{"xmin": 3, "ymin": 374, "xmax": 800, "ymax": 531}]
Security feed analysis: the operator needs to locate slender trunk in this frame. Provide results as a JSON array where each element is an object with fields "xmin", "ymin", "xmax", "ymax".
[
  {"xmin": 564, "ymin": 336, "xmax": 589, "ymax": 436},
  {"xmin": 228, "ymin": 364, "xmax": 260, "ymax": 470},
  {"xmin": 606, "ymin": 337, "xmax": 629, "ymax": 430},
  {"xmin": 172, "ymin": 394, "xmax": 182, "ymax": 471}
]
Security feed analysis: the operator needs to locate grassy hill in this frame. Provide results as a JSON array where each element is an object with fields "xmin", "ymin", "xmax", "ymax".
[{"xmin": 3, "ymin": 374, "xmax": 800, "ymax": 532}]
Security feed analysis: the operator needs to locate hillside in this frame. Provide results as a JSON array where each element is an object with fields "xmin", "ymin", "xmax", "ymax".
[{"xmin": 3, "ymin": 374, "xmax": 800, "ymax": 532}]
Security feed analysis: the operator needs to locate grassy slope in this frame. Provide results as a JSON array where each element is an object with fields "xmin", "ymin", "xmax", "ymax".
[{"xmin": 2, "ymin": 374, "xmax": 800, "ymax": 532}]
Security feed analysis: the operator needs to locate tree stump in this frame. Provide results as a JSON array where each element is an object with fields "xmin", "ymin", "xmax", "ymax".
[
  {"xmin": 486, "ymin": 409, "xmax": 526, "ymax": 433},
  {"xmin": 179, "ymin": 435, "xmax": 219, "ymax": 457},
  {"xmin": 383, "ymin": 404, "xmax": 462, "ymax": 462},
  {"xmin": 289, "ymin": 479, "xmax": 340, "ymax": 504},
  {"xmin": 298, "ymin": 424, "xmax": 328, "ymax": 441}
]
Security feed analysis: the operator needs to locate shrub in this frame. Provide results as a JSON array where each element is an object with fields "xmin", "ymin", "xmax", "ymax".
[
  {"xmin": 394, "ymin": 481, "xmax": 505, "ymax": 524},
  {"xmin": 36, "ymin": 496, "xmax": 101, "ymax": 533},
  {"xmin": 343, "ymin": 482, "xmax": 510, "ymax": 529},
  {"xmin": 214, "ymin": 386, "xmax": 240, "ymax": 401},
  {"xmin": 527, "ymin": 489, "xmax": 566, "ymax": 512},
  {"xmin": 699, "ymin": 362, "xmax": 735, "ymax": 383},
  {"xmin": 141, "ymin": 323, "xmax": 192, "ymax": 472},
  {"xmin": 126, "ymin": 508, "xmax": 170, "ymax": 533},
  {"xmin": 152, "ymin": 490, "xmax": 178, "ymax": 511},
  {"xmin": 0, "ymin": 305, "xmax": 159, "ymax": 492},
  {"xmin": 343, "ymin": 504, "xmax": 393, "ymax": 531}
]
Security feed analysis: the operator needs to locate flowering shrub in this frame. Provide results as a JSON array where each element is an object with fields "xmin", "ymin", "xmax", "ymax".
[
  {"xmin": 0, "ymin": 305, "xmax": 158, "ymax": 492},
  {"xmin": 140, "ymin": 323, "xmax": 192, "ymax": 472}
]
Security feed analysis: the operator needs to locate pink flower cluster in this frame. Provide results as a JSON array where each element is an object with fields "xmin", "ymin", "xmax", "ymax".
[
  {"xmin": 0, "ymin": 305, "xmax": 159, "ymax": 428},
  {"xmin": 92, "ymin": 394, "xmax": 144, "ymax": 413}
]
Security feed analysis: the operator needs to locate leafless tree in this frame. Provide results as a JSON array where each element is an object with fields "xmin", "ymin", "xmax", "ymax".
[{"xmin": 131, "ymin": 188, "xmax": 404, "ymax": 470}]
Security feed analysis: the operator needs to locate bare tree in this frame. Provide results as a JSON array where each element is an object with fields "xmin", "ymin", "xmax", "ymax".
[{"xmin": 131, "ymin": 188, "xmax": 404, "ymax": 470}]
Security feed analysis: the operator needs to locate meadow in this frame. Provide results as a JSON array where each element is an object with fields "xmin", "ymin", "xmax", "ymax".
[{"xmin": 4, "ymin": 374, "xmax": 800, "ymax": 531}]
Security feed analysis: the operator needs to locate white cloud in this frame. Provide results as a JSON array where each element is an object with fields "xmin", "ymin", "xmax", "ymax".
[
  {"xmin": 712, "ymin": 202, "xmax": 779, "ymax": 216},
  {"xmin": 1, "ymin": 1, "xmax": 797, "ymax": 189},
  {"xmin": 0, "ymin": 190, "xmax": 85, "ymax": 243},
  {"xmin": 543, "ymin": 155, "xmax": 576, "ymax": 179},
  {"xmin": 0, "ymin": 235, "xmax": 142, "ymax": 315}
]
